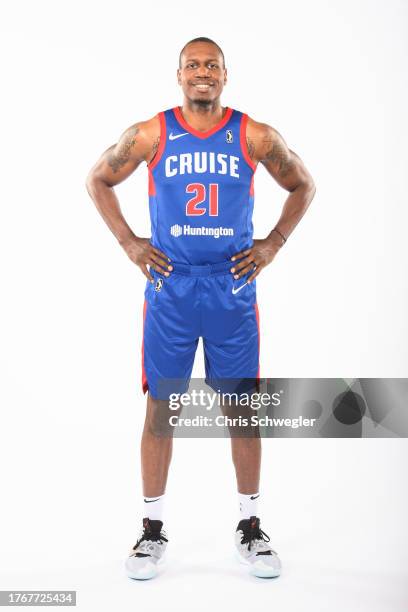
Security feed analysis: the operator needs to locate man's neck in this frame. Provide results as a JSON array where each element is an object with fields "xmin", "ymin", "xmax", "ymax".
[{"xmin": 179, "ymin": 100, "xmax": 226, "ymax": 132}]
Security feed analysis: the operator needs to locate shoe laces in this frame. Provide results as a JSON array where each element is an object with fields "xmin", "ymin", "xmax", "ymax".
[
  {"xmin": 240, "ymin": 516, "xmax": 272, "ymax": 552},
  {"xmin": 134, "ymin": 518, "xmax": 168, "ymax": 551}
]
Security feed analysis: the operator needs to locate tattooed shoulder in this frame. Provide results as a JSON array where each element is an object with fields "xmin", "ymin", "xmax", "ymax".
[
  {"xmin": 263, "ymin": 131, "xmax": 295, "ymax": 178},
  {"xmin": 107, "ymin": 124, "xmax": 140, "ymax": 173}
]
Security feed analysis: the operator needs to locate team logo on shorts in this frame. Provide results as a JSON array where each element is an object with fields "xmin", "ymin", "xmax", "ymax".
[
  {"xmin": 226, "ymin": 129, "xmax": 233, "ymax": 143},
  {"xmin": 155, "ymin": 278, "xmax": 163, "ymax": 292}
]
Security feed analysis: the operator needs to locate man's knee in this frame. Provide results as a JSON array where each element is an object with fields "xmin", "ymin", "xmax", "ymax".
[{"xmin": 144, "ymin": 395, "xmax": 178, "ymax": 437}]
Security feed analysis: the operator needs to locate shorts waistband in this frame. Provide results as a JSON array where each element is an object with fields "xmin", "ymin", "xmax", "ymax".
[{"xmin": 170, "ymin": 260, "xmax": 233, "ymax": 277}]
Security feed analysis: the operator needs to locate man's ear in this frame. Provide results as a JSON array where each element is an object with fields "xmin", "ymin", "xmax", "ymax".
[
  {"xmin": 177, "ymin": 68, "xmax": 181, "ymax": 85},
  {"xmin": 224, "ymin": 68, "xmax": 228, "ymax": 85}
]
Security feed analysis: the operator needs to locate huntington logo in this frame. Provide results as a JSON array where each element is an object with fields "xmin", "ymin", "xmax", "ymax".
[
  {"xmin": 170, "ymin": 224, "xmax": 183, "ymax": 237},
  {"xmin": 170, "ymin": 225, "xmax": 234, "ymax": 239}
]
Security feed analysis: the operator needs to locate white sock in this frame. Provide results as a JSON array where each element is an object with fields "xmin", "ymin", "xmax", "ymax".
[
  {"xmin": 143, "ymin": 494, "xmax": 165, "ymax": 521},
  {"xmin": 238, "ymin": 492, "xmax": 260, "ymax": 520}
]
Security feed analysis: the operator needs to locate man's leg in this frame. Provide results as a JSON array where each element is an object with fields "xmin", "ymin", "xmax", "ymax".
[
  {"xmin": 140, "ymin": 269, "xmax": 199, "ymax": 499},
  {"xmin": 221, "ymin": 401, "xmax": 280, "ymax": 578},
  {"xmin": 125, "ymin": 393, "xmax": 175, "ymax": 581},
  {"xmin": 141, "ymin": 393, "xmax": 175, "ymax": 497},
  {"xmin": 230, "ymin": 435, "xmax": 261, "ymax": 494},
  {"xmin": 219, "ymin": 397, "xmax": 261, "ymax": 497},
  {"xmin": 127, "ymin": 270, "xmax": 198, "ymax": 579}
]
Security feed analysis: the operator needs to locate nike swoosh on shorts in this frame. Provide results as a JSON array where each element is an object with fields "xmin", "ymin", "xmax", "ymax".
[{"xmin": 232, "ymin": 281, "xmax": 249, "ymax": 295}]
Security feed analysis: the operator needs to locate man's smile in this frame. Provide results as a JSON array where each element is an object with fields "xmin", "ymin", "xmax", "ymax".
[{"xmin": 190, "ymin": 81, "xmax": 215, "ymax": 91}]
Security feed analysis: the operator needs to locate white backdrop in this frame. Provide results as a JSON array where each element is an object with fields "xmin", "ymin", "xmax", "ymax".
[{"xmin": 0, "ymin": 1, "xmax": 407, "ymax": 610}]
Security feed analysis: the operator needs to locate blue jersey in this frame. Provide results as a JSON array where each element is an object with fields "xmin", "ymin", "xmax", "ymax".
[{"xmin": 147, "ymin": 106, "xmax": 256, "ymax": 265}]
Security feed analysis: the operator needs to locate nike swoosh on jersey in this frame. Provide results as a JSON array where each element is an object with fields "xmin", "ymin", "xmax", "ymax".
[
  {"xmin": 169, "ymin": 132, "xmax": 189, "ymax": 140},
  {"xmin": 232, "ymin": 281, "xmax": 249, "ymax": 295}
]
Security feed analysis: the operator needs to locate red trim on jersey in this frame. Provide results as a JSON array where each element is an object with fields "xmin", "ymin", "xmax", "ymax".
[
  {"xmin": 148, "ymin": 167, "xmax": 156, "ymax": 196},
  {"xmin": 141, "ymin": 299, "xmax": 149, "ymax": 394},
  {"xmin": 148, "ymin": 111, "xmax": 166, "ymax": 171},
  {"xmin": 254, "ymin": 302, "xmax": 261, "ymax": 382},
  {"xmin": 173, "ymin": 106, "xmax": 233, "ymax": 139},
  {"xmin": 240, "ymin": 113, "xmax": 257, "ymax": 172},
  {"xmin": 249, "ymin": 174, "xmax": 255, "ymax": 198}
]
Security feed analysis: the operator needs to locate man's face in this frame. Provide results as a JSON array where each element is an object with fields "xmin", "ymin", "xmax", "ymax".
[{"xmin": 177, "ymin": 42, "xmax": 227, "ymax": 105}]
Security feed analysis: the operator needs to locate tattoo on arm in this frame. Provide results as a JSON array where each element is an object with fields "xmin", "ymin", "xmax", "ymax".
[
  {"xmin": 149, "ymin": 137, "xmax": 160, "ymax": 164},
  {"xmin": 264, "ymin": 139, "xmax": 295, "ymax": 178},
  {"xmin": 107, "ymin": 125, "xmax": 140, "ymax": 173},
  {"xmin": 246, "ymin": 137, "xmax": 255, "ymax": 160}
]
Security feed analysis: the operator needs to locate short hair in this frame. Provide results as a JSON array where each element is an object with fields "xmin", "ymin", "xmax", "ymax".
[{"xmin": 179, "ymin": 37, "xmax": 225, "ymax": 68}]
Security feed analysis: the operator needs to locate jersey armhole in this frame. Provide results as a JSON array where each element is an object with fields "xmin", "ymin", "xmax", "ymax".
[
  {"xmin": 239, "ymin": 113, "xmax": 257, "ymax": 172},
  {"xmin": 147, "ymin": 111, "xmax": 166, "ymax": 170}
]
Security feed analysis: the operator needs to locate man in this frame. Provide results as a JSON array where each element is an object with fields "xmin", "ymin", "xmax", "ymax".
[{"xmin": 86, "ymin": 37, "xmax": 315, "ymax": 580}]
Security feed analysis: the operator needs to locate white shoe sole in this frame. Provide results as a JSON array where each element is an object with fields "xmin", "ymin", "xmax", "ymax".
[
  {"xmin": 235, "ymin": 550, "xmax": 281, "ymax": 578},
  {"xmin": 125, "ymin": 555, "xmax": 165, "ymax": 581}
]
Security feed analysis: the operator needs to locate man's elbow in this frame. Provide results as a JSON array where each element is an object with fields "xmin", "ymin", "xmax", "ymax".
[
  {"xmin": 300, "ymin": 171, "xmax": 316, "ymax": 201},
  {"xmin": 291, "ymin": 176, "xmax": 316, "ymax": 210},
  {"xmin": 85, "ymin": 168, "xmax": 96, "ymax": 195},
  {"xmin": 85, "ymin": 169, "xmax": 107, "ymax": 196},
  {"xmin": 307, "ymin": 177, "xmax": 316, "ymax": 199}
]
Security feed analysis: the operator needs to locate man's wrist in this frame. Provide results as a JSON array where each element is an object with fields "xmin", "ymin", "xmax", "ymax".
[
  {"xmin": 118, "ymin": 230, "xmax": 138, "ymax": 248},
  {"xmin": 266, "ymin": 227, "xmax": 287, "ymax": 249}
]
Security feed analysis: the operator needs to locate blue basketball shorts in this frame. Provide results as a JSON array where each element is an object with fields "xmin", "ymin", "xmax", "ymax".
[{"xmin": 141, "ymin": 259, "xmax": 261, "ymax": 400}]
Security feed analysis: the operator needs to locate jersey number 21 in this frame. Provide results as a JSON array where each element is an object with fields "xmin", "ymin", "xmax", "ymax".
[{"xmin": 186, "ymin": 183, "xmax": 219, "ymax": 217}]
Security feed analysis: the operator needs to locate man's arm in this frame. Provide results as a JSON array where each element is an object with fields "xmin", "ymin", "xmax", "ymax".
[
  {"xmin": 230, "ymin": 118, "xmax": 316, "ymax": 283},
  {"xmin": 85, "ymin": 115, "xmax": 172, "ymax": 282}
]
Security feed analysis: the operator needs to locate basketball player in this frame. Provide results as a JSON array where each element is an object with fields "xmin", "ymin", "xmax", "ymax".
[{"xmin": 86, "ymin": 37, "xmax": 315, "ymax": 579}]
